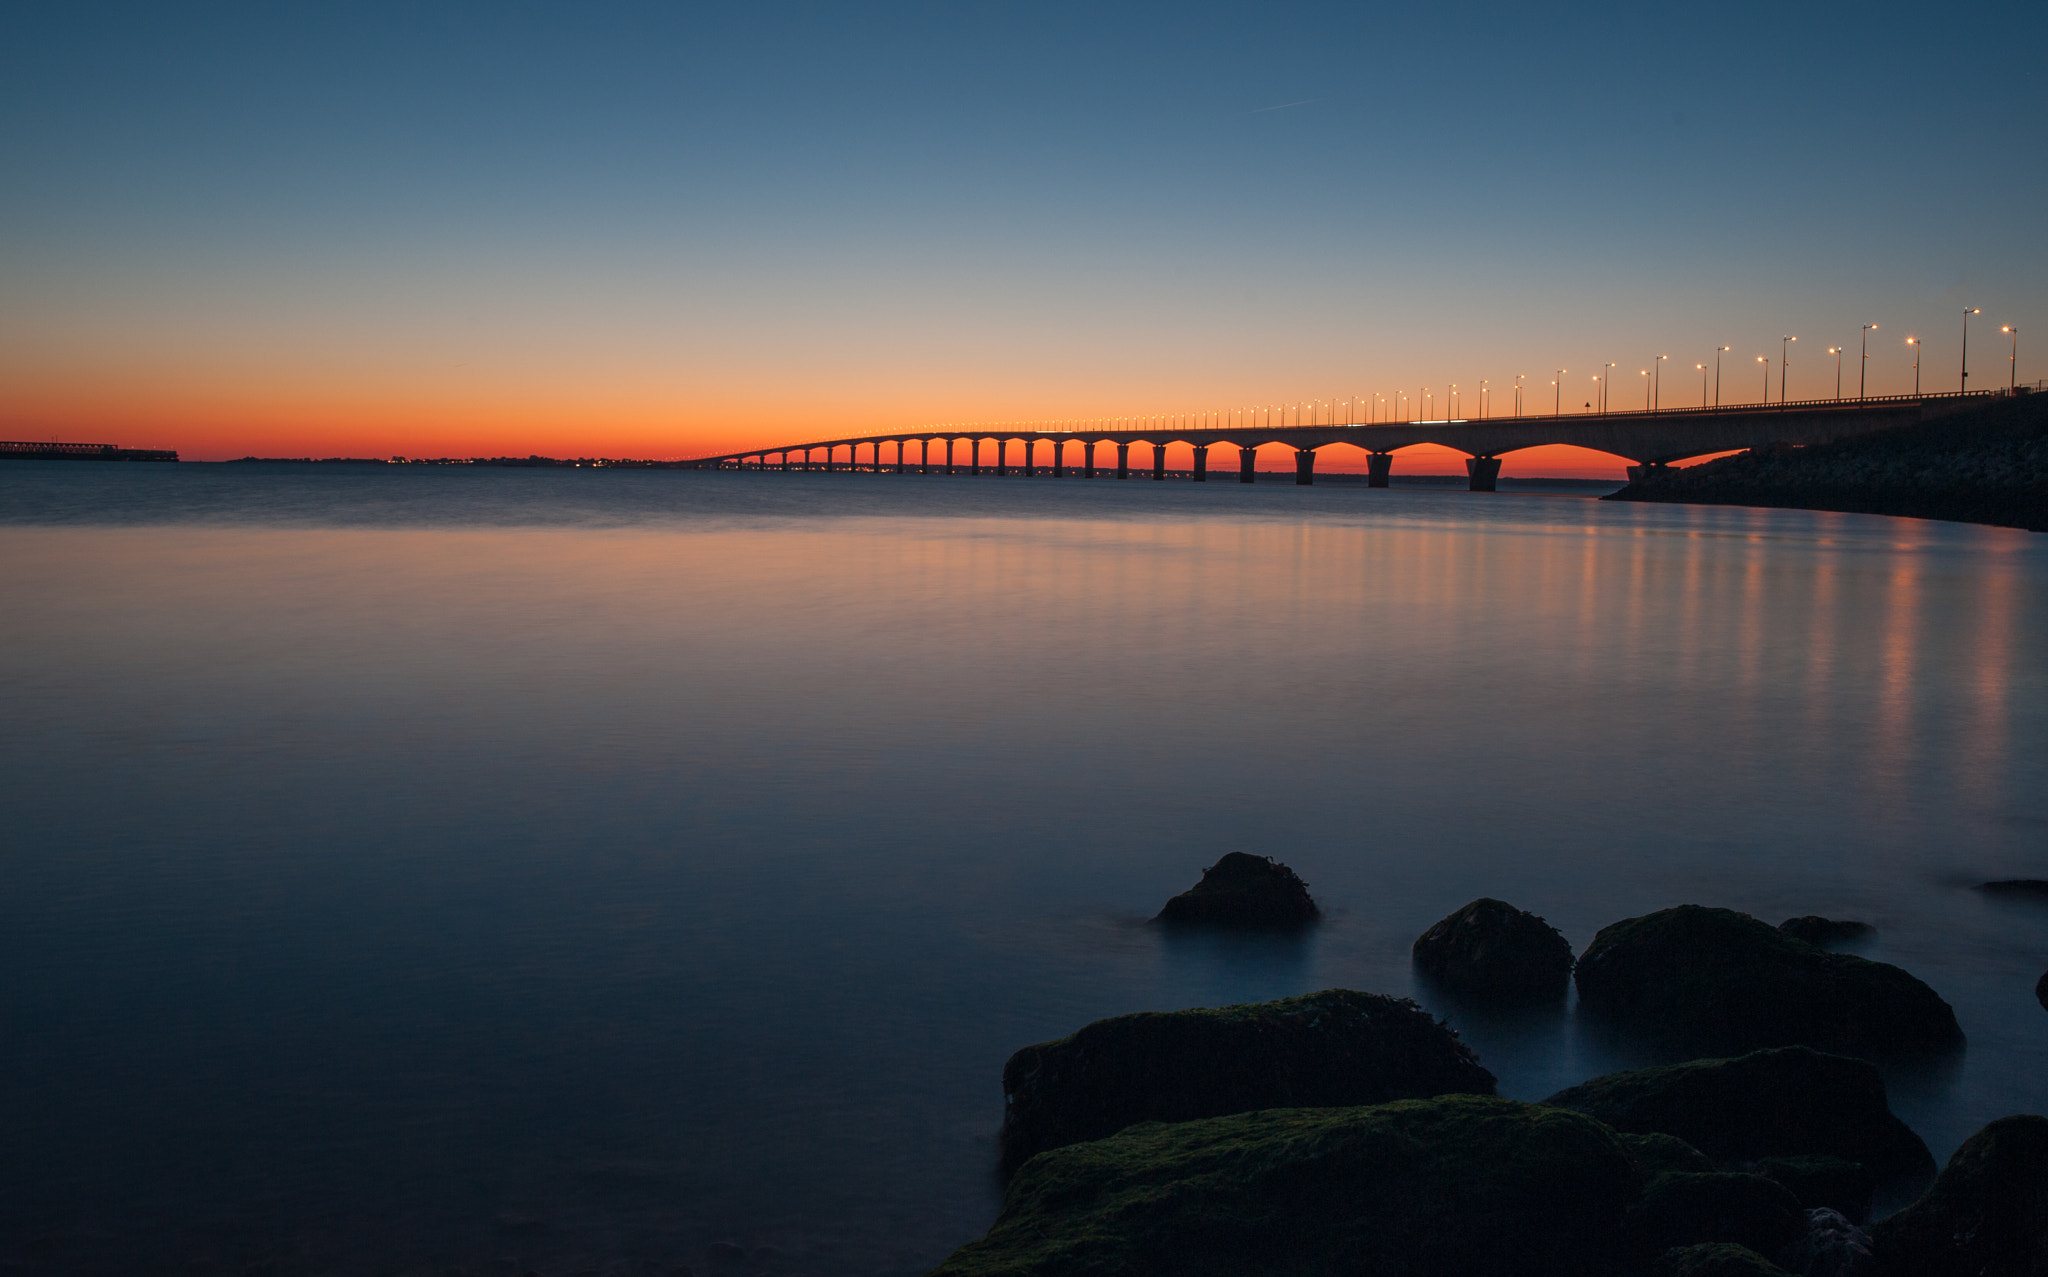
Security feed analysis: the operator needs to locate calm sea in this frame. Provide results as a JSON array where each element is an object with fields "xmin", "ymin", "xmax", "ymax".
[{"xmin": 2, "ymin": 462, "xmax": 2044, "ymax": 1276}]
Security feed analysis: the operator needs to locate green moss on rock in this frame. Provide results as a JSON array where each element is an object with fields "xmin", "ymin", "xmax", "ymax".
[
  {"xmin": 1624, "ymin": 1172, "xmax": 1805, "ymax": 1261},
  {"xmin": 999, "ymin": 989, "xmax": 1494, "ymax": 1174},
  {"xmin": 1412, "ymin": 898, "xmax": 1575, "ymax": 1001},
  {"xmin": 1620, "ymin": 1132, "xmax": 1718, "ymax": 1175},
  {"xmin": 1544, "ymin": 1046, "xmax": 1934, "ymax": 1185},
  {"xmin": 1872, "ymin": 1114, "xmax": 2048, "ymax": 1276},
  {"xmin": 937, "ymin": 1096, "xmax": 1643, "ymax": 1277},
  {"xmin": 1754, "ymin": 1154, "xmax": 1875, "ymax": 1221},
  {"xmin": 1573, "ymin": 906, "xmax": 1962, "ymax": 1055},
  {"xmin": 1652, "ymin": 1243, "xmax": 1793, "ymax": 1277}
]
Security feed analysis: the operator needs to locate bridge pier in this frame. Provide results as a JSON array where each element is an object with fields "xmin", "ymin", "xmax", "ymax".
[
  {"xmin": 970, "ymin": 439, "xmax": 981, "ymax": 475},
  {"xmin": 1625, "ymin": 460, "xmax": 1671, "ymax": 482},
  {"xmin": 1024, "ymin": 438, "xmax": 1037, "ymax": 477},
  {"xmin": 1053, "ymin": 441, "xmax": 1066, "ymax": 478},
  {"xmin": 1152, "ymin": 442, "xmax": 1166, "ymax": 480},
  {"xmin": 1240, "ymin": 445, "xmax": 1257, "ymax": 483},
  {"xmin": 995, "ymin": 439, "xmax": 1009, "ymax": 477},
  {"xmin": 920, "ymin": 439, "xmax": 929, "ymax": 474},
  {"xmin": 1367, "ymin": 452, "xmax": 1392, "ymax": 487},
  {"xmin": 873, "ymin": 442, "xmax": 884, "ymax": 472},
  {"xmin": 1085, "ymin": 442, "xmax": 1097, "ymax": 478},
  {"xmin": 1295, "ymin": 448, "xmax": 1317, "ymax": 485},
  {"xmin": 1192, "ymin": 444, "xmax": 1208, "ymax": 481},
  {"xmin": 825, "ymin": 446, "xmax": 836, "ymax": 472},
  {"xmin": 1115, "ymin": 443, "xmax": 1130, "ymax": 479},
  {"xmin": 1466, "ymin": 455, "xmax": 1502, "ymax": 491},
  {"xmin": 945, "ymin": 438, "xmax": 955, "ymax": 475}
]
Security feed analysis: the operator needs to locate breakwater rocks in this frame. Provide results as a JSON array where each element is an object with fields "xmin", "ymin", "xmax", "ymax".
[
  {"xmin": 1574, "ymin": 906, "xmax": 1963, "ymax": 1056},
  {"xmin": 1604, "ymin": 392, "xmax": 2048, "ymax": 531},
  {"xmin": 1153, "ymin": 853, "xmax": 1319, "ymax": 928},
  {"xmin": 997, "ymin": 990, "xmax": 1493, "ymax": 1174},
  {"xmin": 1413, "ymin": 897, "xmax": 1576, "ymax": 1001}
]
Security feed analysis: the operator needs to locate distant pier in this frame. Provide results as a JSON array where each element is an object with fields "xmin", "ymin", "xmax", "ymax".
[{"xmin": 2, "ymin": 440, "xmax": 178, "ymax": 462}]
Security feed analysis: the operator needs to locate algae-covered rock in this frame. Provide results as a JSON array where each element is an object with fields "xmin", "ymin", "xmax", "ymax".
[
  {"xmin": 1871, "ymin": 1114, "xmax": 2048, "ymax": 1277},
  {"xmin": 1573, "ymin": 906, "xmax": 1962, "ymax": 1055},
  {"xmin": 1412, "ymin": 898, "xmax": 1575, "ymax": 1001},
  {"xmin": 1154, "ymin": 853, "xmax": 1318, "ymax": 928},
  {"xmin": 999, "ymin": 989, "xmax": 1494, "ymax": 1173},
  {"xmin": 1652, "ymin": 1242, "xmax": 1794, "ymax": 1276},
  {"xmin": 1625, "ymin": 1172, "xmax": 1805, "ymax": 1262},
  {"xmin": 1755, "ymin": 1154, "xmax": 1876, "ymax": 1222},
  {"xmin": 1621, "ymin": 1132, "xmax": 1718, "ymax": 1175},
  {"xmin": 1779, "ymin": 916, "xmax": 1875, "ymax": 947},
  {"xmin": 1544, "ymin": 1048, "xmax": 1933, "ymax": 1185},
  {"xmin": 938, "ymin": 1096, "xmax": 1643, "ymax": 1277},
  {"xmin": 1780, "ymin": 1207, "xmax": 1875, "ymax": 1277}
]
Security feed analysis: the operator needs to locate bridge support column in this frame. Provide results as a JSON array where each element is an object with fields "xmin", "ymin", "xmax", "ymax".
[
  {"xmin": 896, "ymin": 441, "xmax": 906, "ymax": 474},
  {"xmin": 780, "ymin": 452, "xmax": 790, "ymax": 472},
  {"xmin": 1366, "ymin": 452, "xmax": 1392, "ymax": 488},
  {"xmin": 945, "ymin": 439, "xmax": 955, "ymax": 475},
  {"xmin": 970, "ymin": 439, "xmax": 982, "ymax": 476},
  {"xmin": 1053, "ymin": 441, "xmax": 1065, "ymax": 478},
  {"xmin": 1023, "ymin": 438, "xmax": 1036, "ymax": 477},
  {"xmin": 1625, "ymin": 460, "xmax": 1671, "ymax": 482},
  {"xmin": 1240, "ymin": 444, "xmax": 1257, "ymax": 482},
  {"xmin": 1084, "ymin": 443, "xmax": 1097, "ymax": 478},
  {"xmin": 825, "ymin": 446, "xmax": 836, "ymax": 472},
  {"xmin": 1152, "ymin": 443, "xmax": 1166, "ymax": 480},
  {"xmin": 1192, "ymin": 445, "xmax": 1208, "ymax": 481},
  {"xmin": 1466, "ymin": 455, "xmax": 1502, "ymax": 492},
  {"xmin": 873, "ymin": 442, "xmax": 884, "ymax": 472},
  {"xmin": 921, "ymin": 440, "xmax": 930, "ymax": 474},
  {"xmin": 1295, "ymin": 448, "xmax": 1317, "ymax": 485},
  {"xmin": 1115, "ymin": 443, "xmax": 1130, "ymax": 479},
  {"xmin": 995, "ymin": 439, "xmax": 1009, "ymax": 477}
]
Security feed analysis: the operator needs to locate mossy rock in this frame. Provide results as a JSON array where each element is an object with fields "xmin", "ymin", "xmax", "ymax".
[
  {"xmin": 1544, "ymin": 1047, "xmax": 1934, "ymax": 1185},
  {"xmin": 1754, "ymin": 1154, "xmax": 1875, "ymax": 1221},
  {"xmin": 1872, "ymin": 1114, "xmax": 2048, "ymax": 1276},
  {"xmin": 1573, "ymin": 906, "xmax": 1962, "ymax": 1055},
  {"xmin": 1778, "ymin": 915, "xmax": 1874, "ymax": 947},
  {"xmin": 1155, "ymin": 853, "xmax": 1318, "ymax": 928},
  {"xmin": 999, "ymin": 989, "xmax": 1495, "ymax": 1173},
  {"xmin": 1412, "ymin": 898, "xmax": 1574, "ymax": 1001},
  {"xmin": 1620, "ymin": 1132, "xmax": 1717, "ymax": 1175},
  {"xmin": 1652, "ymin": 1243, "xmax": 1793, "ymax": 1277},
  {"xmin": 1624, "ymin": 1172, "xmax": 1805, "ymax": 1262},
  {"xmin": 936, "ymin": 1096, "xmax": 1643, "ymax": 1277}
]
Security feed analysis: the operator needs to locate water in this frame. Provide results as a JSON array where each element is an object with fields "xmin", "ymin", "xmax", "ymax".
[{"xmin": 2, "ymin": 462, "xmax": 2044, "ymax": 1276}]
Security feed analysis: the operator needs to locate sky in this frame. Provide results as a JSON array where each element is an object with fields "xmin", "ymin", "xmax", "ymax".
[{"xmin": 2, "ymin": 0, "xmax": 2043, "ymax": 472}]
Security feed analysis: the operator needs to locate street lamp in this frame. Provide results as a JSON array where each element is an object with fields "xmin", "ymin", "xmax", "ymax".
[
  {"xmin": 1449, "ymin": 383, "xmax": 1457, "ymax": 420},
  {"xmin": 1828, "ymin": 346, "xmax": 1842, "ymax": 400},
  {"xmin": 1514, "ymin": 373, "xmax": 1524, "ymax": 417},
  {"xmin": 1758, "ymin": 355, "xmax": 1769, "ymax": 404},
  {"xmin": 1554, "ymin": 370, "xmax": 1566, "ymax": 415},
  {"xmin": 1714, "ymin": 346, "xmax": 1730, "ymax": 407},
  {"xmin": 1591, "ymin": 374, "xmax": 1602, "ymax": 414},
  {"xmin": 1602, "ymin": 362, "xmax": 1616, "ymax": 413},
  {"xmin": 1480, "ymin": 379, "xmax": 1489, "ymax": 419},
  {"xmin": 2003, "ymin": 326, "xmax": 2019, "ymax": 392},
  {"xmin": 1697, "ymin": 363, "xmax": 1707, "ymax": 406},
  {"xmin": 1962, "ymin": 308, "xmax": 1980, "ymax": 392},
  {"xmin": 1860, "ymin": 324, "xmax": 1877, "ymax": 399},
  {"xmin": 1906, "ymin": 337, "xmax": 1921, "ymax": 395},
  {"xmin": 1780, "ymin": 336, "xmax": 1796, "ymax": 405},
  {"xmin": 1640, "ymin": 369, "xmax": 1650, "ymax": 411},
  {"xmin": 1654, "ymin": 354, "xmax": 1667, "ymax": 411}
]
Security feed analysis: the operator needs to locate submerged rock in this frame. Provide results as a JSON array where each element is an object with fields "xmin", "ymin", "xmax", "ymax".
[
  {"xmin": 1779, "ymin": 916, "xmax": 1875, "ymax": 947},
  {"xmin": 1154, "ymin": 853, "xmax": 1318, "ymax": 928},
  {"xmin": 1653, "ymin": 1244, "xmax": 1794, "ymax": 1276},
  {"xmin": 998, "ymin": 989, "xmax": 1493, "ymax": 1173},
  {"xmin": 941, "ymin": 1096, "xmax": 1643, "ymax": 1277},
  {"xmin": 1412, "ymin": 897, "xmax": 1575, "ymax": 1000},
  {"xmin": 1977, "ymin": 879, "xmax": 2048, "ymax": 899},
  {"xmin": 1573, "ymin": 906, "xmax": 1963, "ymax": 1055},
  {"xmin": 1871, "ymin": 1114, "xmax": 2048, "ymax": 1277},
  {"xmin": 1542, "ymin": 1048, "xmax": 1935, "ymax": 1187}
]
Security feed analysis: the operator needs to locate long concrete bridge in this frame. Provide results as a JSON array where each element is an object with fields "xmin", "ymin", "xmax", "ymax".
[{"xmin": 684, "ymin": 391, "xmax": 1998, "ymax": 490}]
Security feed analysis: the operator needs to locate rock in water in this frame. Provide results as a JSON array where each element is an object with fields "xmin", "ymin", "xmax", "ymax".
[
  {"xmin": 1652, "ymin": 1244, "xmax": 1795, "ymax": 1276},
  {"xmin": 1778, "ymin": 915, "xmax": 1875, "ymax": 947},
  {"xmin": 1872, "ymin": 1115, "xmax": 2048, "ymax": 1277},
  {"xmin": 1543, "ymin": 1048, "xmax": 1935, "ymax": 1187},
  {"xmin": 939, "ymin": 1096, "xmax": 1642, "ymax": 1277},
  {"xmin": 1153, "ymin": 852, "xmax": 1317, "ymax": 928},
  {"xmin": 1977, "ymin": 879, "xmax": 2048, "ymax": 899},
  {"xmin": 998, "ymin": 989, "xmax": 1494, "ymax": 1173},
  {"xmin": 1573, "ymin": 906, "xmax": 1962, "ymax": 1055},
  {"xmin": 1413, "ymin": 897, "xmax": 1575, "ymax": 1000}
]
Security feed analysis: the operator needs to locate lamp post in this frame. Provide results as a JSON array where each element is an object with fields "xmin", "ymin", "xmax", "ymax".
[
  {"xmin": 1591, "ymin": 374, "xmax": 1601, "ymax": 414},
  {"xmin": 1514, "ymin": 374, "xmax": 1524, "ymax": 417},
  {"xmin": 1860, "ymin": 324, "xmax": 1877, "ymax": 399},
  {"xmin": 1758, "ymin": 355, "xmax": 1769, "ymax": 404},
  {"xmin": 1780, "ymin": 336, "xmax": 1796, "ymax": 405},
  {"xmin": 1715, "ymin": 346, "xmax": 1730, "ymax": 407},
  {"xmin": 1962, "ymin": 308, "xmax": 1979, "ymax": 392},
  {"xmin": 1828, "ymin": 346, "xmax": 1842, "ymax": 400},
  {"xmin": 1602, "ymin": 362, "xmax": 1616, "ymax": 413},
  {"xmin": 1640, "ymin": 369, "xmax": 1649, "ymax": 411},
  {"xmin": 1449, "ymin": 384, "xmax": 1457, "ymax": 420},
  {"xmin": 1906, "ymin": 337, "xmax": 1920, "ymax": 395},
  {"xmin": 1480, "ymin": 379, "xmax": 1489, "ymax": 419},
  {"xmin": 2003, "ymin": 326, "xmax": 2018, "ymax": 392},
  {"xmin": 1697, "ymin": 363, "xmax": 1706, "ymax": 406},
  {"xmin": 1554, "ymin": 370, "xmax": 1565, "ymax": 415},
  {"xmin": 1654, "ymin": 354, "xmax": 1667, "ymax": 411}
]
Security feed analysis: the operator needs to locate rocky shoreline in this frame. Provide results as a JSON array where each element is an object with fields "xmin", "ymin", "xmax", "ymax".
[{"xmin": 1603, "ymin": 393, "xmax": 2048, "ymax": 532}]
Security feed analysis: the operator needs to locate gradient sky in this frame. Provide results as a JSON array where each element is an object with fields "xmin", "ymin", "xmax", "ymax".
[{"xmin": 2, "ymin": 1, "xmax": 2042, "ymax": 470}]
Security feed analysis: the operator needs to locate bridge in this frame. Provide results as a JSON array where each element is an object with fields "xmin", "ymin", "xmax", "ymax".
[{"xmin": 683, "ymin": 390, "xmax": 2003, "ymax": 490}]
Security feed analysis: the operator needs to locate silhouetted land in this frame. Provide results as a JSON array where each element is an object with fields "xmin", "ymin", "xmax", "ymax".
[{"xmin": 1605, "ymin": 393, "xmax": 2048, "ymax": 531}]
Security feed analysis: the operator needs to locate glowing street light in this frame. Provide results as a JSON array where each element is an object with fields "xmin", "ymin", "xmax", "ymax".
[
  {"xmin": 1601, "ymin": 363, "xmax": 1616, "ymax": 413},
  {"xmin": 1640, "ymin": 368, "xmax": 1650, "ymax": 411},
  {"xmin": 2003, "ymin": 326, "xmax": 2019, "ymax": 392},
  {"xmin": 1514, "ymin": 373, "xmax": 1524, "ymax": 417},
  {"xmin": 1780, "ymin": 336, "xmax": 1796, "ymax": 404},
  {"xmin": 1961, "ymin": 308, "xmax": 1980, "ymax": 392},
  {"xmin": 1757, "ymin": 355, "xmax": 1769, "ymax": 404},
  {"xmin": 1697, "ymin": 363, "xmax": 1707, "ymax": 406},
  {"xmin": 1906, "ymin": 336, "xmax": 1921, "ymax": 395},
  {"xmin": 1654, "ymin": 354, "xmax": 1667, "ymax": 411},
  {"xmin": 1859, "ymin": 324, "xmax": 1878, "ymax": 399},
  {"xmin": 1828, "ymin": 346, "xmax": 1842, "ymax": 400},
  {"xmin": 1714, "ymin": 346, "xmax": 1730, "ymax": 407},
  {"xmin": 1553, "ymin": 369, "xmax": 1566, "ymax": 415}
]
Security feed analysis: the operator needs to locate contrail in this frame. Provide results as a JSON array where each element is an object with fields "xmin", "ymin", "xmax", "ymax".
[{"xmin": 1251, "ymin": 98, "xmax": 1322, "ymax": 113}]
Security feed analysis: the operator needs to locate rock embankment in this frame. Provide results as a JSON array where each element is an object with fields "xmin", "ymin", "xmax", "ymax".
[{"xmin": 1604, "ymin": 392, "xmax": 2048, "ymax": 531}]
